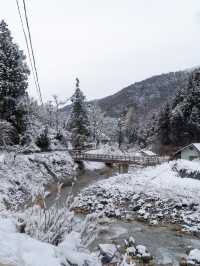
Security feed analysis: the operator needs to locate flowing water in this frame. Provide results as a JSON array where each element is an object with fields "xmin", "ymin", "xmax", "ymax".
[{"xmin": 48, "ymin": 166, "xmax": 200, "ymax": 265}]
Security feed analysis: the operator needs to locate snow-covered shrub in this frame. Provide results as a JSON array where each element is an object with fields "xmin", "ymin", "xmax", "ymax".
[
  {"xmin": 172, "ymin": 160, "xmax": 200, "ymax": 180},
  {"xmin": 19, "ymin": 203, "xmax": 102, "ymax": 249},
  {"xmin": 3, "ymin": 179, "xmax": 31, "ymax": 210},
  {"xmin": 23, "ymin": 202, "xmax": 74, "ymax": 246},
  {"xmin": 36, "ymin": 128, "xmax": 51, "ymax": 151},
  {"xmin": 80, "ymin": 212, "xmax": 102, "ymax": 247},
  {"xmin": 0, "ymin": 120, "xmax": 18, "ymax": 146}
]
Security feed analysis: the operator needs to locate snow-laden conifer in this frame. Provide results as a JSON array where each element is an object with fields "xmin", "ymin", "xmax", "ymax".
[
  {"xmin": 68, "ymin": 78, "xmax": 90, "ymax": 149},
  {"xmin": 0, "ymin": 20, "xmax": 29, "ymax": 140}
]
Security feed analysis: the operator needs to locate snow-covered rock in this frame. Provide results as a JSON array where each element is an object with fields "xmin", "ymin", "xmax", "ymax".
[
  {"xmin": 136, "ymin": 245, "xmax": 150, "ymax": 257},
  {"xmin": 126, "ymin": 246, "xmax": 136, "ymax": 257},
  {"xmin": 98, "ymin": 243, "xmax": 117, "ymax": 257},
  {"xmin": 98, "ymin": 243, "xmax": 121, "ymax": 265},
  {"xmin": 187, "ymin": 249, "xmax": 200, "ymax": 265}
]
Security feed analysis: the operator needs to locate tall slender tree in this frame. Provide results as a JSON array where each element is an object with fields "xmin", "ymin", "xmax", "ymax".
[
  {"xmin": 157, "ymin": 102, "xmax": 171, "ymax": 145},
  {"xmin": 68, "ymin": 78, "xmax": 90, "ymax": 149},
  {"xmin": 117, "ymin": 110, "xmax": 126, "ymax": 148},
  {"xmin": 0, "ymin": 20, "xmax": 30, "ymax": 138}
]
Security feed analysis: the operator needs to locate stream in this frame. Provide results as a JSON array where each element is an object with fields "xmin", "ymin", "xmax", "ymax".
[{"xmin": 47, "ymin": 165, "xmax": 200, "ymax": 265}]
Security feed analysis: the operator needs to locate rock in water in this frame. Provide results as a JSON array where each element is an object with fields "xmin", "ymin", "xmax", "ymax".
[
  {"xmin": 98, "ymin": 243, "xmax": 120, "ymax": 264},
  {"xmin": 126, "ymin": 246, "xmax": 136, "ymax": 257},
  {"xmin": 136, "ymin": 245, "xmax": 153, "ymax": 264},
  {"xmin": 128, "ymin": 236, "xmax": 135, "ymax": 246},
  {"xmin": 187, "ymin": 249, "xmax": 200, "ymax": 265}
]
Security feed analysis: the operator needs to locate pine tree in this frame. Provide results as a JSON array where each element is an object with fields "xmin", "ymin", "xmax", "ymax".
[
  {"xmin": 68, "ymin": 78, "xmax": 90, "ymax": 149},
  {"xmin": 0, "ymin": 20, "xmax": 29, "ymax": 139}
]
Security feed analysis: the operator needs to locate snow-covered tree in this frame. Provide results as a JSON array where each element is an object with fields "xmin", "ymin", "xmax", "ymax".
[
  {"xmin": 157, "ymin": 102, "xmax": 171, "ymax": 145},
  {"xmin": 170, "ymin": 70, "xmax": 200, "ymax": 145},
  {"xmin": 150, "ymin": 69, "xmax": 200, "ymax": 151},
  {"xmin": 0, "ymin": 120, "xmax": 17, "ymax": 146},
  {"xmin": 102, "ymin": 116, "xmax": 118, "ymax": 141},
  {"xmin": 88, "ymin": 103, "xmax": 104, "ymax": 145},
  {"xmin": 117, "ymin": 110, "xmax": 126, "ymax": 148},
  {"xmin": 68, "ymin": 78, "xmax": 90, "ymax": 149},
  {"xmin": 0, "ymin": 20, "xmax": 29, "ymax": 138},
  {"xmin": 36, "ymin": 127, "xmax": 50, "ymax": 151}
]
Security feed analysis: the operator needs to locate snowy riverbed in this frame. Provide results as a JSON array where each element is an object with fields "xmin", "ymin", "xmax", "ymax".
[{"xmin": 73, "ymin": 160, "xmax": 200, "ymax": 234}]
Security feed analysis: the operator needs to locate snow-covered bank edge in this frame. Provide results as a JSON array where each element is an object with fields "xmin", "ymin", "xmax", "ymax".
[{"xmin": 0, "ymin": 151, "xmax": 74, "ymax": 211}]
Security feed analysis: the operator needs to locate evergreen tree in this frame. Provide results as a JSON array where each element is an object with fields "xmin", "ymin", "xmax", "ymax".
[
  {"xmin": 68, "ymin": 78, "xmax": 90, "ymax": 149},
  {"xmin": 157, "ymin": 102, "xmax": 171, "ymax": 145},
  {"xmin": 36, "ymin": 127, "xmax": 50, "ymax": 151},
  {"xmin": 117, "ymin": 117, "xmax": 123, "ymax": 149},
  {"xmin": 124, "ymin": 106, "xmax": 138, "ymax": 144},
  {"xmin": 142, "ymin": 113, "xmax": 158, "ymax": 147},
  {"xmin": 0, "ymin": 20, "xmax": 29, "ymax": 139},
  {"xmin": 117, "ymin": 109, "xmax": 126, "ymax": 148},
  {"xmin": 189, "ymin": 106, "xmax": 200, "ymax": 141},
  {"xmin": 170, "ymin": 69, "xmax": 200, "ymax": 145}
]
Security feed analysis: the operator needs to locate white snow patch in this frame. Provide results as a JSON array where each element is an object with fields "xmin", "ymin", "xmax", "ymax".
[
  {"xmin": 84, "ymin": 161, "xmax": 105, "ymax": 170},
  {"xmin": 175, "ymin": 159, "xmax": 200, "ymax": 173},
  {"xmin": 188, "ymin": 249, "xmax": 200, "ymax": 263},
  {"xmin": 0, "ymin": 217, "xmax": 100, "ymax": 266}
]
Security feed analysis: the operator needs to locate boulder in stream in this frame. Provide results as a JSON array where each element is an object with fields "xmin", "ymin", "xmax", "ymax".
[
  {"xmin": 187, "ymin": 249, "xmax": 200, "ymax": 265},
  {"xmin": 98, "ymin": 243, "xmax": 121, "ymax": 265}
]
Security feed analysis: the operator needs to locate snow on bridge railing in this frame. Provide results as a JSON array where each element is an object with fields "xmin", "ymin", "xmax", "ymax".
[{"xmin": 70, "ymin": 151, "xmax": 166, "ymax": 165}]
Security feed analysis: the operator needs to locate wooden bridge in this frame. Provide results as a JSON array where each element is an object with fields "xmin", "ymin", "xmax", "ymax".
[{"xmin": 71, "ymin": 151, "xmax": 165, "ymax": 167}]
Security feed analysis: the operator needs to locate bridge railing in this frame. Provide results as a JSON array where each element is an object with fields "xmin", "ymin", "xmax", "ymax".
[{"xmin": 71, "ymin": 151, "xmax": 166, "ymax": 165}]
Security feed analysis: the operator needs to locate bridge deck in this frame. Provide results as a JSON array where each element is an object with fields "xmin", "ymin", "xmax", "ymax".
[{"xmin": 71, "ymin": 152, "xmax": 165, "ymax": 166}]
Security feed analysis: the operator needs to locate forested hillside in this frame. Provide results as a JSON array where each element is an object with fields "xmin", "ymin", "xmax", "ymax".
[
  {"xmin": 97, "ymin": 71, "xmax": 190, "ymax": 123},
  {"xmin": 150, "ymin": 69, "xmax": 200, "ymax": 153}
]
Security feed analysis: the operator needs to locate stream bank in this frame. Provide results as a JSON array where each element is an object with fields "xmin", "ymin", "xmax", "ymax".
[{"xmin": 54, "ymin": 161, "xmax": 200, "ymax": 266}]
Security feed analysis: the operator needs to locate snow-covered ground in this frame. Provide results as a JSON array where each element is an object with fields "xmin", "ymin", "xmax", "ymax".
[
  {"xmin": 2, "ymin": 148, "xmax": 200, "ymax": 265},
  {"xmin": 73, "ymin": 159, "xmax": 200, "ymax": 234},
  {"xmin": 84, "ymin": 161, "xmax": 105, "ymax": 171},
  {"xmin": 0, "ymin": 151, "xmax": 74, "ymax": 211},
  {"xmin": 0, "ymin": 217, "xmax": 100, "ymax": 266}
]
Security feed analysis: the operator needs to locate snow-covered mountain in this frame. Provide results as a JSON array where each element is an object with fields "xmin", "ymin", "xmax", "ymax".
[
  {"xmin": 96, "ymin": 71, "xmax": 190, "ymax": 121},
  {"xmin": 63, "ymin": 70, "xmax": 190, "ymax": 128}
]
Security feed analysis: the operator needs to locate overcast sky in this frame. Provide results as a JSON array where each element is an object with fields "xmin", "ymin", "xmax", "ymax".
[{"xmin": 1, "ymin": 0, "xmax": 200, "ymax": 103}]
